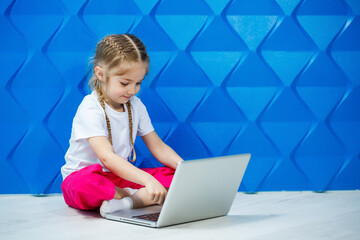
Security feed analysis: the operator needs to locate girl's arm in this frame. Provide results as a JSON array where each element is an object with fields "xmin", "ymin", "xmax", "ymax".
[
  {"xmin": 141, "ymin": 131, "xmax": 183, "ymax": 169},
  {"xmin": 88, "ymin": 136, "xmax": 167, "ymax": 203}
]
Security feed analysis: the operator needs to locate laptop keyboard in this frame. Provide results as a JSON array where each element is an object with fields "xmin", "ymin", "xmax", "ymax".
[{"xmin": 132, "ymin": 212, "xmax": 160, "ymax": 222}]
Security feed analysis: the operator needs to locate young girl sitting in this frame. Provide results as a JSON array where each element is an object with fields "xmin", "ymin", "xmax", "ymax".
[{"xmin": 60, "ymin": 34, "xmax": 183, "ymax": 217}]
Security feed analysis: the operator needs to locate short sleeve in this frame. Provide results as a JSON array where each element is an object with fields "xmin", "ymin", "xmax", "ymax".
[
  {"xmin": 71, "ymin": 95, "xmax": 107, "ymax": 141},
  {"xmin": 135, "ymin": 99, "xmax": 154, "ymax": 137}
]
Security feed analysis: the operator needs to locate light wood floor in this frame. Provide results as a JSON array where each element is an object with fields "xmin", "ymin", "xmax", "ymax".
[{"xmin": 1, "ymin": 191, "xmax": 359, "ymax": 240}]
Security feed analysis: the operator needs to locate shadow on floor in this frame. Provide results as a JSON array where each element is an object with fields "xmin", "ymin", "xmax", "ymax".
[{"xmin": 165, "ymin": 214, "xmax": 278, "ymax": 229}]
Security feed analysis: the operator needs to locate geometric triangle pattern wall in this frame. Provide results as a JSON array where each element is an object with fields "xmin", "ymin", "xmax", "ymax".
[{"xmin": 1, "ymin": 0, "xmax": 359, "ymax": 193}]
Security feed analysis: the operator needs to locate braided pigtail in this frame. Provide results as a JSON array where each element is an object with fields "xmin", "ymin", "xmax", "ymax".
[
  {"xmin": 97, "ymin": 96, "xmax": 136, "ymax": 162},
  {"xmin": 126, "ymin": 101, "xmax": 136, "ymax": 162},
  {"xmin": 96, "ymin": 89, "xmax": 113, "ymax": 145}
]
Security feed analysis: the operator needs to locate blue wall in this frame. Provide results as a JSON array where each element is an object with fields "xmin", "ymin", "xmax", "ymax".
[{"xmin": 1, "ymin": 0, "xmax": 359, "ymax": 194}]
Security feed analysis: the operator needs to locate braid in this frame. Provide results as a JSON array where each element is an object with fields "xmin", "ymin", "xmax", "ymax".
[
  {"xmin": 96, "ymin": 90, "xmax": 136, "ymax": 162},
  {"xmin": 97, "ymin": 89, "xmax": 113, "ymax": 145},
  {"xmin": 102, "ymin": 36, "xmax": 126, "ymax": 60},
  {"xmin": 126, "ymin": 101, "xmax": 136, "ymax": 162}
]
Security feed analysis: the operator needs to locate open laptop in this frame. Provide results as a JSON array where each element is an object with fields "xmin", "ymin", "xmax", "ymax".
[{"xmin": 104, "ymin": 153, "xmax": 251, "ymax": 227}]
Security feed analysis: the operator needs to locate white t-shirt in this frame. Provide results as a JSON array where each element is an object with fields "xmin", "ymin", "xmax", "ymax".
[{"xmin": 61, "ymin": 91, "xmax": 154, "ymax": 179}]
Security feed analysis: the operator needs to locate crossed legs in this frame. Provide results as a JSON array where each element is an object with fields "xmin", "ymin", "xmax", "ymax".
[
  {"xmin": 100, "ymin": 186, "xmax": 167, "ymax": 217},
  {"xmin": 61, "ymin": 164, "xmax": 174, "ymax": 212}
]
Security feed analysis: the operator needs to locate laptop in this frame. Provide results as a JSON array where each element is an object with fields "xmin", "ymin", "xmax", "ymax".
[{"xmin": 104, "ymin": 153, "xmax": 251, "ymax": 227}]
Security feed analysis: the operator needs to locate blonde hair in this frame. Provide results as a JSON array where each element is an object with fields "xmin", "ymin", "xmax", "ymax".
[{"xmin": 89, "ymin": 34, "xmax": 149, "ymax": 162}]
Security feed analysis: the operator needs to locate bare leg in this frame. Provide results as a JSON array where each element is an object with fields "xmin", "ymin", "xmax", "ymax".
[{"xmin": 113, "ymin": 187, "xmax": 131, "ymax": 199}]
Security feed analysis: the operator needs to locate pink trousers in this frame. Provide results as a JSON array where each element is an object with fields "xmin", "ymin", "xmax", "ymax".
[{"xmin": 61, "ymin": 164, "xmax": 175, "ymax": 210}]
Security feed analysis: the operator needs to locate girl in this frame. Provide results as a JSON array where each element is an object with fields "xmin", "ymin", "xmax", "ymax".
[{"xmin": 60, "ymin": 34, "xmax": 183, "ymax": 217}]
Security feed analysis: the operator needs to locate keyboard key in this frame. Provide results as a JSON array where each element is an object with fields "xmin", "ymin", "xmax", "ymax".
[{"xmin": 132, "ymin": 212, "xmax": 160, "ymax": 222}]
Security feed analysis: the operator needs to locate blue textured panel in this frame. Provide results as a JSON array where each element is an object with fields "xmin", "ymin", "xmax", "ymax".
[
  {"xmin": 295, "ymin": 123, "xmax": 346, "ymax": 190},
  {"xmin": 10, "ymin": 0, "xmax": 64, "ymax": 48},
  {"xmin": 226, "ymin": 52, "xmax": 279, "ymax": 121},
  {"xmin": 1, "ymin": 0, "xmax": 359, "ymax": 193},
  {"xmin": 191, "ymin": 88, "xmax": 246, "ymax": 156},
  {"xmin": 82, "ymin": 0, "xmax": 141, "ymax": 39},
  {"xmin": 155, "ymin": 51, "xmax": 210, "ymax": 121},
  {"xmin": 227, "ymin": 122, "xmax": 278, "ymax": 192},
  {"xmin": 155, "ymin": 0, "xmax": 211, "ymax": 50}
]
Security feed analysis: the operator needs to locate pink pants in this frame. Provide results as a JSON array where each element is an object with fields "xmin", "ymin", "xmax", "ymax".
[{"xmin": 61, "ymin": 164, "xmax": 175, "ymax": 210}]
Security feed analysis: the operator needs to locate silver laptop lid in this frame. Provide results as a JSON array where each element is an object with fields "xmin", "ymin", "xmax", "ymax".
[{"xmin": 157, "ymin": 153, "xmax": 250, "ymax": 227}]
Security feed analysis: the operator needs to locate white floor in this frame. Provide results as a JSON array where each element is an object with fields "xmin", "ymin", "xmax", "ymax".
[{"xmin": 0, "ymin": 191, "xmax": 359, "ymax": 240}]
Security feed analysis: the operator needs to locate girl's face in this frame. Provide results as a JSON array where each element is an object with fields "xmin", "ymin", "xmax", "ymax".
[{"xmin": 95, "ymin": 62, "xmax": 147, "ymax": 111}]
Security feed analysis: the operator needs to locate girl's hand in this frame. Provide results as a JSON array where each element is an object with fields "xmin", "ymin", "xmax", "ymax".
[{"xmin": 145, "ymin": 179, "xmax": 167, "ymax": 204}]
